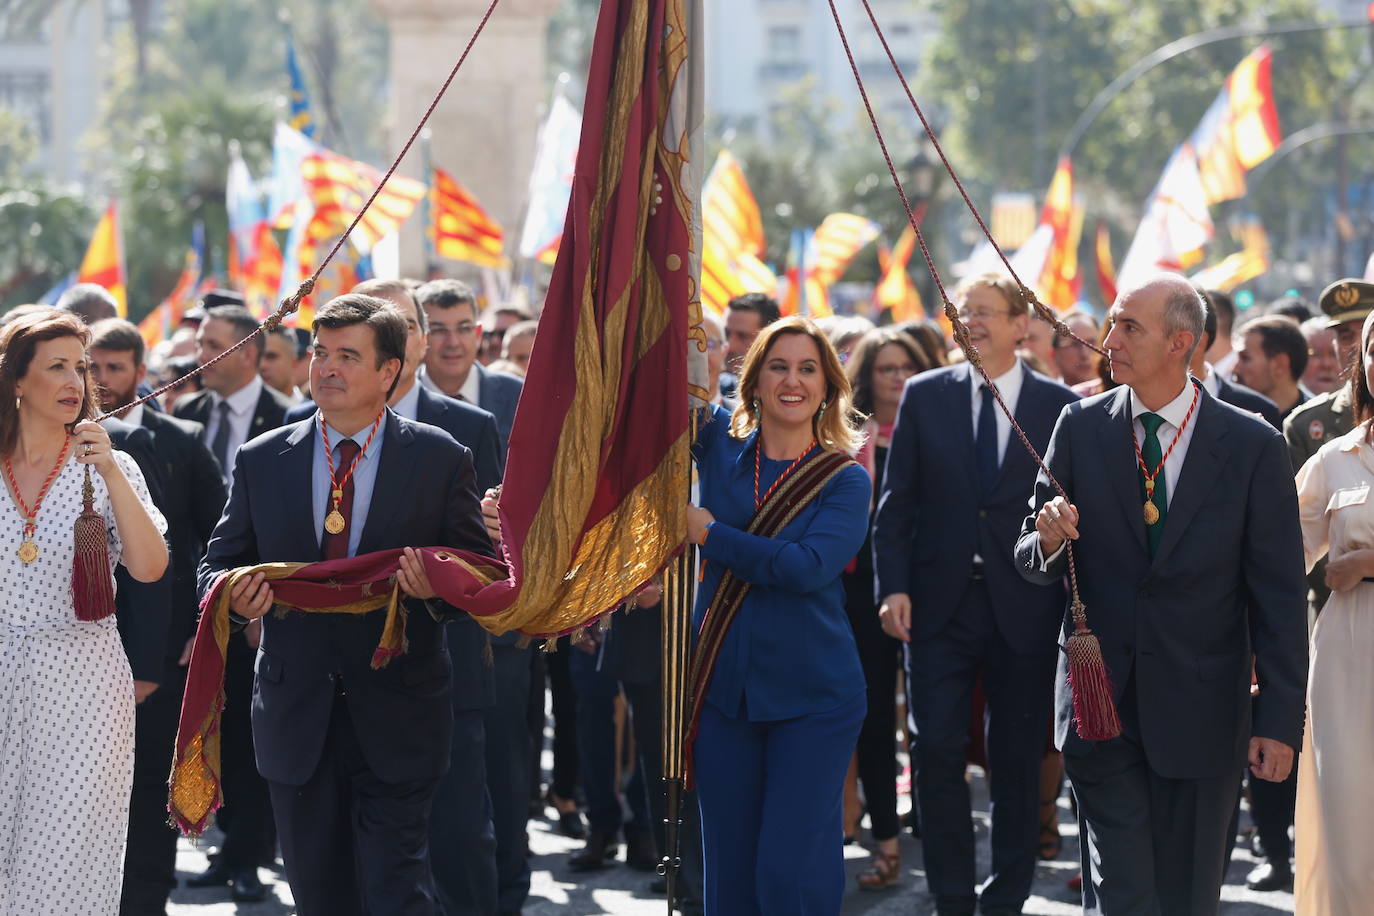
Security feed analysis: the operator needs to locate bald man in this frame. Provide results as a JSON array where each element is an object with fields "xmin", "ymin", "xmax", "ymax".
[{"xmin": 1015, "ymin": 275, "xmax": 1307, "ymax": 914}]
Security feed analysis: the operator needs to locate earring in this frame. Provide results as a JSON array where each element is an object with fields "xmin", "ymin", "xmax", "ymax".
[
  {"xmin": 751, "ymin": 397, "xmax": 760, "ymax": 416},
  {"xmin": 817, "ymin": 400, "xmax": 829, "ymax": 422}
]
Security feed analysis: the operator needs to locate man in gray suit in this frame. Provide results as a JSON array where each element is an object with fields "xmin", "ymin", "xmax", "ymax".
[
  {"xmin": 416, "ymin": 279, "xmax": 523, "ymax": 456},
  {"xmin": 1015, "ymin": 274, "xmax": 1308, "ymax": 914}
]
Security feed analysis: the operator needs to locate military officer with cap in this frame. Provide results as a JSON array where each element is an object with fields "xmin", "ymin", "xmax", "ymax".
[
  {"xmin": 1285, "ymin": 279, "xmax": 1374, "ymax": 481},
  {"xmin": 1240, "ymin": 278, "xmax": 1374, "ymax": 892}
]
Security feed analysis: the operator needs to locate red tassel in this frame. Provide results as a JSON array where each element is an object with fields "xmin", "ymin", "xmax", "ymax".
[
  {"xmin": 72, "ymin": 466, "xmax": 116, "ymax": 622},
  {"xmin": 1065, "ymin": 599, "xmax": 1121, "ymax": 742}
]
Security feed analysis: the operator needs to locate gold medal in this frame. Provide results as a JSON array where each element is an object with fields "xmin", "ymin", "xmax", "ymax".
[
  {"xmin": 324, "ymin": 509, "xmax": 346, "ymax": 535},
  {"xmin": 1143, "ymin": 501, "xmax": 1160, "ymax": 526},
  {"xmin": 17, "ymin": 539, "xmax": 37, "ymax": 563}
]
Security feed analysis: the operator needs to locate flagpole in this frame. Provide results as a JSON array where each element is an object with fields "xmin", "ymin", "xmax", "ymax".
[{"xmin": 421, "ymin": 128, "xmax": 437, "ymax": 279}]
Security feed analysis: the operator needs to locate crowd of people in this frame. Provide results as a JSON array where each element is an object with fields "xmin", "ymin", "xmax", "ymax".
[{"xmin": 0, "ymin": 264, "xmax": 1370, "ymax": 916}]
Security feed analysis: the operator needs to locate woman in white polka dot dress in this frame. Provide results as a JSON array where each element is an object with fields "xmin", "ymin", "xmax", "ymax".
[{"xmin": 0, "ymin": 311, "xmax": 168, "ymax": 916}]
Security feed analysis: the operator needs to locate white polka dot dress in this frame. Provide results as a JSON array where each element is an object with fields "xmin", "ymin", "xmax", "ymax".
[{"xmin": 0, "ymin": 451, "xmax": 165, "ymax": 916}]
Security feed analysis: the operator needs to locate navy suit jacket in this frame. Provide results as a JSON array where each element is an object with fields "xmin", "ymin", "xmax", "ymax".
[
  {"xmin": 473, "ymin": 362, "xmax": 522, "ymax": 458},
  {"xmin": 108, "ymin": 419, "xmax": 172, "ymax": 685},
  {"xmin": 873, "ymin": 362, "xmax": 1080, "ymax": 648},
  {"xmin": 138, "ymin": 410, "xmax": 227, "ymax": 672},
  {"xmin": 286, "ymin": 385, "xmax": 502, "ymax": 495},
  {"xmin": 1215, "ymin": 375, "xmax": 1282, "ymax": 430},
  {"xmin": 1013, "ymin": 384, "xmax": 1308, "ymax": 779},
  {"xmin": 197, "ymin": 411, "xmax": 493, "ymax": 785}
]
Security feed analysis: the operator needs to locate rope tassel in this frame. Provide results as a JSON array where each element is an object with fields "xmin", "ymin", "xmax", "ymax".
[
  {"xmin": 72, "ymin": 466, "xmax": 116, "ymax": 622},
  {"xmin": 1064, "ymin": 596, "xmax": 1120, "ymax": 741}
]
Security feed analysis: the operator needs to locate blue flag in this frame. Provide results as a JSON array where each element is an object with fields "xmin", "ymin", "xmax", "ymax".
[{"xmin": 286, "ymin": 27, "xmax": 316, "ymax": 140}]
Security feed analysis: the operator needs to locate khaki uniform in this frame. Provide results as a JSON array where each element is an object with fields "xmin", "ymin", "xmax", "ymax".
[{"xmin": 1284, "ymin": 387, "xmax": 1352, "ymax": 475}]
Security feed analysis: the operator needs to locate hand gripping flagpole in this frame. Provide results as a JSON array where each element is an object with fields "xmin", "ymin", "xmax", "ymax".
[{"xmin": 824, "ymin": 0, "xmax": 1121, "ymax": 741}]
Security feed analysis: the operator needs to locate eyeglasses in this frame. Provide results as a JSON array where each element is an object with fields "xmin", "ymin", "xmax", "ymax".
[
  {"xmin": 955, "ymin": 307, "xmax": 1012, "ymax": 322},
  {"xmin": 874, "ymin": 363, "xmax": 918, "ymax": 377},
  {"xmin": 430, "ymin": 322, "xmax": 478, "ymax": 338}
]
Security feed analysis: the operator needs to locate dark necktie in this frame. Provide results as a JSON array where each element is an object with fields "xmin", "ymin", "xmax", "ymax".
[
  {"xmin": 210, "ymin": 400, "xmax": 232, "ymax": 479},
  {"xmin": 975, "ymin": 384, "xmax": 999, "ymax": 495},
  {"xmin": 1139, "ymin": 412, "xmax": 1168, "ymax": 555},
  {"xmin": 322, "ymin": 439, "xmax": 361, "ymax": 560}
]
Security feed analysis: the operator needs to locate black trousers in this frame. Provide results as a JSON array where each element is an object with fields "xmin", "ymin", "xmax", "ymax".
[
  {"xmin": 429, "ymin": 710, "xmax": 497, "ymax": 916},
  {"xmin": 1248, "ymin": 763, "xmax": 1297, "ymax": 865},
  {"xmin": 843, "ymin": 569, "xmax": 903, "ymax": 841},
  {"xmin": 1068, "ymin": 675, "xmax": 1242, "ymax": 916},
  {"xmin": 904, "ymin": 578, "xmax": 1056, "ymax": 912},
  {"xmin": 269, "ymin": 692, "xmax": 441, "ymax": 916},
  {"xmin": 482, "ymin": 645, "xmax": 533, "ymax": 913},
  {"xmin": 220, "ymin": 633, "xmax": 273, "ymax": 869},
  {"xmin": 540, "ymin": 644, "xmax": 580, "ymax": 801},
  {"xmin": 120, "ymin": 673, "xmax": 183, "ymax": 916}
]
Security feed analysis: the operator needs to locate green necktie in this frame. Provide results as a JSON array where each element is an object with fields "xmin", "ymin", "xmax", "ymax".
[{"xmin": 1139, "ymin": 411, "xmax": 1167, "ymax": 555}]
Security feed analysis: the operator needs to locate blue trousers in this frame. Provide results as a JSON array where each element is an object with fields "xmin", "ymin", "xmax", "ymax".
[{"xmin": 694, "ymin": 692, "xmax": 865, "ymax": 915}]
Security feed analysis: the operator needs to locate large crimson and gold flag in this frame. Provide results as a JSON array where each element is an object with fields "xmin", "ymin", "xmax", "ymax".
[{"xmin": 426, "ymin": 0, "xmax": 697, "ymax": 637}]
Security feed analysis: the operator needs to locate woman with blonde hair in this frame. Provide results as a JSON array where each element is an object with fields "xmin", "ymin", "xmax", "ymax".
[
  {"xmin": 686, "ymin": 316, "xmax": 871, "ymax": 913},
  {"xmin": 0, "ymin": 309, "xmax": 167, "ymax": 915}
]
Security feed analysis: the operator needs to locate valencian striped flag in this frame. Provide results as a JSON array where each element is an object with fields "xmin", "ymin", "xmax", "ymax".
[
  {"xmin": 138, "ymin": 222, "xmax": 204, "ymax": 349},
  {"xmin": 702, "ymin": 150, "xmax": 765, "ymax": 260},
  {"xmin": 701, "ymin": 241, "xmax": 776, "ymax": 314},
  {"xmin": 77, "ymin": 203, "xmax": 127, "ymax": 318},
  {"xmin": 430, "ymin": 166, "xmax": 506, "ymax": 267},
  {"xmin": 811, "ymin": 212, "xmax": 881, "ymax": 285},
  {"xmin": 1036, "ymin": 157, "xmax": 1084, "ymax": 310},
  {"xmin": 285, "ymin": 27, "xmax": 316, "ymax": 140},
  {"xmin": 301, "ymin": 150, "xmax": 425, "ymax": 253}
]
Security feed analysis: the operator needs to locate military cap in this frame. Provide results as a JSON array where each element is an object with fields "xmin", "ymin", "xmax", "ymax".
[{"xmin": 1320, "ymin": 278, "xmax": 1374, "ymax": 328}]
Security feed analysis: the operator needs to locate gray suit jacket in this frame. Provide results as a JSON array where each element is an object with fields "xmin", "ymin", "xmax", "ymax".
[{"xmin": 1014, "ymin": 383, "xmax": 1308, "ymax": 779}]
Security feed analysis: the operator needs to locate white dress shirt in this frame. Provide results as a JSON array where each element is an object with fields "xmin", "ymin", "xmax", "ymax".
[
  {"xmin": 120, "ymin": 403, "xmax": 145, "ymax": 428},
  {"xmin": 970, "ymin": 359, "xmax": 1025, "ymax": 466},
  {"xmin": 1200, "ymin": 364, "xmax": 1220, "ymax": 397},
  {"xmin": 458, "ymin": 366, "xmax": 481, "ymax": 404},
  {"xmin": 204, "ymin": 375, "xmax": 264, "ymax": 473},
  {"xmin": 391, "ymin": 379, "xmax": 423, "ymax": 421}
]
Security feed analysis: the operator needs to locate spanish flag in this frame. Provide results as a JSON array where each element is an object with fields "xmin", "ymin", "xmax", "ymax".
[
  {"xmin": 1037, "ymin": 157, "xmax": 1084, "ymax": 310},
  {"xmin": 430, "ymin": 166, "xmax": 506, "ymax": 268},
  {"xmin": 77, "ymin": 204, "xmax": 127, "ymax": 318},
  {"xmin": 1095, "ymin": 221, "xmax": 1118, "ymax": 305}
]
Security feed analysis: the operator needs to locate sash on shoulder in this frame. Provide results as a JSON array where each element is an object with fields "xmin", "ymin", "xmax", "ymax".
[{"xmin": 683, "ymin": 447, "xmax": 857, "ymax": 787}]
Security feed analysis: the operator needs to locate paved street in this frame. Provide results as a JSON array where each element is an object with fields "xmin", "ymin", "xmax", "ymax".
[{"xmin": 168, "ymin": 766, "xmax": 1293, "ymax": 915}]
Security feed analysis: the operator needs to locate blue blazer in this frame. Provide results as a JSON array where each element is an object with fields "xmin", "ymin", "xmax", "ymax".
[
  {"xmin": 198, "ymin": 410, "xmax": 493, "ymax": 785},
  {"xmin": 287, "ymin": 385, "xmax": 503, "ymax": 495},
  {"xmin": 1215, "ymin": 374, "xmax": 1282, "ymax": 430},
  {"xmin": 873, "ymin": 362, "xmax": 1079, "ymax": 648},
  {"xmin": 693, "ymin": 409, "xmax": 871, "ymax": 721},
  {"xmin": 473, "ymin": 362, "xmax": 523, "ymax": 458},
  {"xmin": 1013, "ymin": 385, "xmax": 1308, "ymax": 779}
]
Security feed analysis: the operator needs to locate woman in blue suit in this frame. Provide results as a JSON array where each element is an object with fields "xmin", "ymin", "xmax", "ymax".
[{"xmin": 687, "ymin": 316, "xmax": 871, "ymax": 914}]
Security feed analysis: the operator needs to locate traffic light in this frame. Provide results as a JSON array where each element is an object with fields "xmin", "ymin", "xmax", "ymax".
[{"xmin": 1235, "ymin": 289, "xmax": 1256, "ymax": 310}]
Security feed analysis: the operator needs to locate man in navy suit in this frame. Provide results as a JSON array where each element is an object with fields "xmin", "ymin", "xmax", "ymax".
[
  {"xmin": 874, "ymin": 274, "xmax": 1079, "ymax": 916},
  {"xmin": 199, "ymin": 294, "xmax": 491, "ymax": 915},
  {"xmin": 1192, "ymin": 291, "xmax": 1282, "ymax": 430},
  {"xmin": 1016, "ymin": 275, "xmax": 1307, "ymax": 913},
  {"xmin": 176, "ymin": 304, "xmax": 294, "ymax": 899},
  {"xmin": 89, "ymin": 319, "xmax": 229, "ymax": 915},
  {"xmin": 287, "ymin": 279, "xmax": 504, "ymax": 913},
  {"xmin": 415, "ymin": 279, "xmax": 523, "ymax": 456},
  {"xmin": 416, "ymin": 278, "xmax": 534, "ymax": 912}
]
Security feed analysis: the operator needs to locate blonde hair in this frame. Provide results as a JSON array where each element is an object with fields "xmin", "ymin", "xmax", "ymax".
[
  {"xmin": 729, "ymin": 315, "xmax": 864, "ymax": 454},
  {"xmin": 953, "ymin": 272, "xmax": 1028, "ymax": 318}
]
